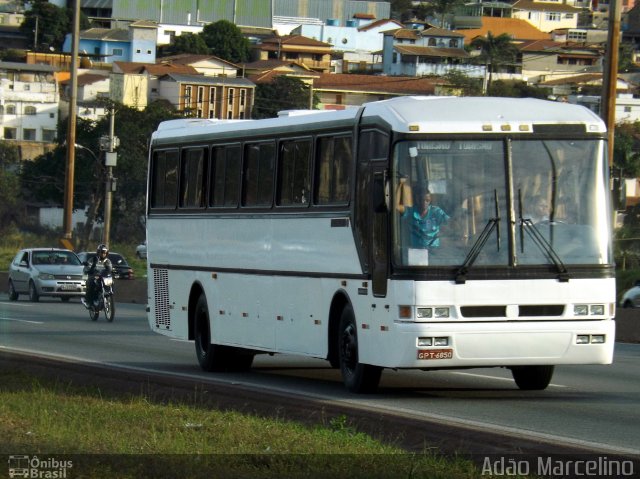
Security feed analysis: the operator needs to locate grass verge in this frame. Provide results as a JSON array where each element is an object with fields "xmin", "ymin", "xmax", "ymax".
[{"xmin": 0, "ymin": 370, "xmax": 494, "ymax": 479}]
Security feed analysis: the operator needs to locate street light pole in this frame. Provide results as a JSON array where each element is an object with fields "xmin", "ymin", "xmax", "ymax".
[{"xmin": 102, "ymin": 109, "xmax": 117, "ymax": 246}]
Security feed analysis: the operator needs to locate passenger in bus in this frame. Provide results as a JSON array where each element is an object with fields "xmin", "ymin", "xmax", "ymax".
[{"xmin": 528, "ymin": 195, "xmax": 550, "ymax": 223}]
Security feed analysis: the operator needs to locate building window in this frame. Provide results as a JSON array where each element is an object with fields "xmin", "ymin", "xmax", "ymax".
[
  {"xmin": 239, "ymin": 89, "xmax": 246, "ymax": 107},
  {"xmin": 23, "ymin": 128, "xmax": 36, "ymax": 141},
  {"xmin": 25, "ymin": 106, "xmax": 36, "ymax": 115},
  {"xmin": 197, "ymin": 86, "xmax": 204, "ymax": 105},
  {"xmin": 24, "ymin": 84, "xmax": 30, "ymax": 91},
  {"xmin": 184, "ymin": 86, "xmax": 192, "ymax": 108},
  {"xmin": 4, "ymin": 127, "xmax": 16, "ymax": 139},
  {"xmin": 113, "ymin": 48, "xmax": 123, "ymax": 56},
  {"xmin": 42, "ymin": 129, "xmax": 56, "ymax": 142},
  {"xmin": 6, "ymin": 105, "xmax": 15, "ymax": 115}
]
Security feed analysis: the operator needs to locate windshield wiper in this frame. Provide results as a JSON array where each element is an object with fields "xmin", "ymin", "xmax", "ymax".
[
  {"xmin": 519, "ymin": 219, "xmax": 570, "ymax": 282},
  {"xmin": 518, "ymin": 191, "xmax": 569, "ymax": 282},
  {"xmin": 455, "ymin": 190, "xmax": 501, "ymax": 284}
]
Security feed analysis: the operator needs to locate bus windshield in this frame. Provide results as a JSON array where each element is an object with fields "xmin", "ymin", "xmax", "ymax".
[{"xmin": 392, "ymin": 138, "xmax": 612, "ymax": 268}]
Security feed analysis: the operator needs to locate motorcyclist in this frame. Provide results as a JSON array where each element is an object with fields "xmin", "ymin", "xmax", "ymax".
[{"xmin": 82, "ymin": 243, "xmax": 113, "ymax": 308}]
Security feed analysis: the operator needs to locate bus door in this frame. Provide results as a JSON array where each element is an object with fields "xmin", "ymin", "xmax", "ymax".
[{"xmin": 371, "ymin": 167, "xmax": 389, "ymax": 297}]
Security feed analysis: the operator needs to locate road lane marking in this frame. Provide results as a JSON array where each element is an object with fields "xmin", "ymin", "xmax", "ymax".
[
  {"xmin": 0, "ymin": 317, "xmax": 44, "ymax": 324},
  {"xmin": 451, "ymin": 371, "xmax": 567, "ymax": 388}
]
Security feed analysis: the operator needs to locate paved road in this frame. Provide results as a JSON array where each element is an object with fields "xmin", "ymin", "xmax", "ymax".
[{"xmin": 1, "ymin": 295, "xmax": 639, "ymax": 458}]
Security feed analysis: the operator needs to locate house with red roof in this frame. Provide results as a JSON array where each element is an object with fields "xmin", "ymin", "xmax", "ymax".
[
  {"xmin": 253, "ymin": 35, "xmax": 333, "ymax": 73},
  {"xmin": 382, "ymin": 27, "xmax": 479, "ymax": 78}
]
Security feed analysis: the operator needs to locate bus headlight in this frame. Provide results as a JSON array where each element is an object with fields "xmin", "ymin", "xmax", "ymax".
[
  {"xmin": 574, "ymin": 305, "xmax": 589, "ymax": 316},
  {"xmin": 574, "ymin": 304, "xmax": 605, "ymax": 316},
  {"xmin": 434, "ymin": 307, "xmax": 450, "ymax": 318},
  {"xmin": 416, "ymin": 308, "xmax": 432, "ymax": 319}
]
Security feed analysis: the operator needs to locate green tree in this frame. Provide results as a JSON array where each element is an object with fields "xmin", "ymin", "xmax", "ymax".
[
  {"xmin": 0, "ymin": 142, "xmax": 21, "ymax": 233},
  {"xmin": 20, "ymin": 0, "xmax": 90, "ymax": 51},
  {"xmin": 487, "ymin": 80, "xmax": 550, "ymax": 99},
  {"xmin": 470, "ymin": 32, "xmax": 519, "ymax": 92},
  {"xmin": 20, "ymin": 101, "xmax": 181, "ymax": 247},
  {"xmin": 253, "ymin": 76, "xmax": 317, "ymax": 119},
  {"xmin": 441, "ymin": 70, "xmax": 482, "ymax": 96},
  {"xmin": 171, "ymin": 33, "xmax": 210, "ymax": 55},
  {"xmin": 390, "ymin": 0, "xmax": 414, "ymax": 21},
  {"xmin": 201, "ymin": 20, "xmax": 251, "ymax": 64},
  {"xmin": 614, "ymin": 122, "xmax": 640, "ymax": 179},
  {"xmin": 429, "ymin": 0, "xmax": 466, "ymax": 28}
]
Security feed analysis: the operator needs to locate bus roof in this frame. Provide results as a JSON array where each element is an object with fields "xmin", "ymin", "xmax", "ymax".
[{"xmin": 151, "ymin": 96, "xmax": 606, "ymax": 143}]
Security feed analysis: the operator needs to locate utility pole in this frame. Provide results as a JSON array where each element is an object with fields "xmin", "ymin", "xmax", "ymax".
[
  {"xmin": 602, "ymin": 0, "xmax": 621, "ymax": 168},
  {"xmin": 61, "ymin": 0, "xmax": 80, "ymax": 250},
  {"xmin": 101, "ymin": 108, "xmax": 118, "ymax": 246}
]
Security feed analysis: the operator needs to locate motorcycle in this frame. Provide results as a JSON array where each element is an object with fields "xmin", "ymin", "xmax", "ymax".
[{"xmin": 84, "ymin": 274, "xmax": 115, "ymax": 322}]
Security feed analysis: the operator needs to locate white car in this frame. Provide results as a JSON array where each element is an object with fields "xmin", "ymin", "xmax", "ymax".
[
  {"xmin": 8, "ymin": 248, "xmax": 87, "ymax": 302},
  {"xmin": 136, "ymin": 241, "xmax": 147, "ymax": 259},
  {"xmin": 620, "ymin": 280, "xmax": 640, "ymax": 308}
]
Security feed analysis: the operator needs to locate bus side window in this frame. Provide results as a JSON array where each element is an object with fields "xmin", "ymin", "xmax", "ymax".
[
  {"xmin": 315, "ymin": 135, "xmax": 352, "ymax": 205},
  {"xmin": 277, "ymin": 139, "xmax": 311, "ymax": 206},
  {"xmin": 242, "ymin": 141, "xmax": 275, "ymax": 207},
  {"xmin": 150, "ymin": 149, "xmax": 179, "ymax": 209},
  {"xmin": 210, "ymin": 144, "xmax": 241, "ymax": 208},
  {"xmin": 180, "ymin": 147, "xmax": 207, "ymax": 208}
]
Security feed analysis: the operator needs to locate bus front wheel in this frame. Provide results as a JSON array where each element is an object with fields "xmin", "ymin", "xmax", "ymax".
[
  {"xmin": 510, "ymin": 365, "xmax": 554, "ymax": 390},
  {"xmin": 338, "ymin": 304, "xmax": 382, "ymax": 393},
  {"xmin": 194, "ymin": 295, "xmax": 253, "ymax": 372}
]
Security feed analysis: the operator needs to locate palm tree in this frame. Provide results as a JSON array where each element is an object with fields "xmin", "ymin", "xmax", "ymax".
[{"xmin": 470, "ymin": 32, "xmax": 519, "ymax": 92}]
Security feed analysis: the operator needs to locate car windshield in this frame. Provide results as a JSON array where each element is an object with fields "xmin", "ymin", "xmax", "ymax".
[{"xmin": 32, "ymin": 251, "xmax": 81, "ymax": 266}]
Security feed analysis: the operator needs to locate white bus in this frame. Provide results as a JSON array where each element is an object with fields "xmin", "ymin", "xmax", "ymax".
[{"xmin": 145, "ymin": 96, "xmax": 615, "ymax": 393}]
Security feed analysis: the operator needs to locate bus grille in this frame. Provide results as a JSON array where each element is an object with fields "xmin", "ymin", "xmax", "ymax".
[
  {"xmin": 153, "ymin": 269, "xmax": 171, "ymax": 329},
  {"xmin": 460, "ymin": 305, "xmax": 565, "ymax": 318}
]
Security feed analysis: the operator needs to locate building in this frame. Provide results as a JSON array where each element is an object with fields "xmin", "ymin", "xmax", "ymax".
[
  {"xmin": 62, "ymin": 21, "xmax": 158, "ymax": 66},
  {"xmin": 291, "ymin": 17, "xmax": 403, "ymax": 73},
  {"xmin": 517, "ymin": 39, "xmax": 603, "ymax": 84},
  {"xmin": 111, "ymin": 61, "xmax": 199, "ymax": 109},
  {"xmin": 312, "ymin": 73, "xmax": 447, "ymax": 109},
  {"xmin": 0, "ymin": 61, "xmax": 59, "ymax": 159},
  {"xmin": 382, "ymin": 27, "xmax": 479, "ymax": 78},
  {"xmin": 511, "ymin": 0, "xmax": 581, "ymax": 33},
  {"xmin": 59, "ymin": 72, "xmax": 111, "ymax": 123},
  {"xmin": 158, "ymin": 73, "xmax": 255, "ymax": 119},
  {"xmin": 254, "ymin": 35, "xmax": 333, "ymax": 73}
]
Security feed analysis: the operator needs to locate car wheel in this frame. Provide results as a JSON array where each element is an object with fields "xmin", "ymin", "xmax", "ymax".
[
  {"xmin": 623, "ymin": 300, "xmax": 634, "ymax": 309},
  {"xmin": 8, "ymin": 280, "xmax": 18, "ymax": 301},
  {"xmin": 28, "ymin": 281, "xmax": 39, "ymax": 302}
]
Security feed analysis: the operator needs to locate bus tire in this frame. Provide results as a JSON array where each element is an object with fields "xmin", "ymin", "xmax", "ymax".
[
  {"xmin": 338, "ymin": 304, "xmax": 382, "ymax": 393},
  {"xmin": 510, "ymin": 365, "xmax": 554, "ymax": 390},
  {"xmin": 194, "ymin": 294, "xmax": 245, "ymax": 372}
]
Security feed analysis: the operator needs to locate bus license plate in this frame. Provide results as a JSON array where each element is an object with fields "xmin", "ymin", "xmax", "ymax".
[{"xmin": 417, "ymin": 349, "xmax": 453, "ymax": 360}]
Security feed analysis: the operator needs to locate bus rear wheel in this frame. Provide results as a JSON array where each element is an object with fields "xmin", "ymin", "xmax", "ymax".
[
  {"xmin": 194, "ymin": 295, "xmax": 253, "ymax": 372},
  {"xmin": 338, "ymin": 304, "xmax": 382, "ymax": 393},
  {"xmin": 510, "ymin": 365, "xmax": 554, "ymax": 390}
]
